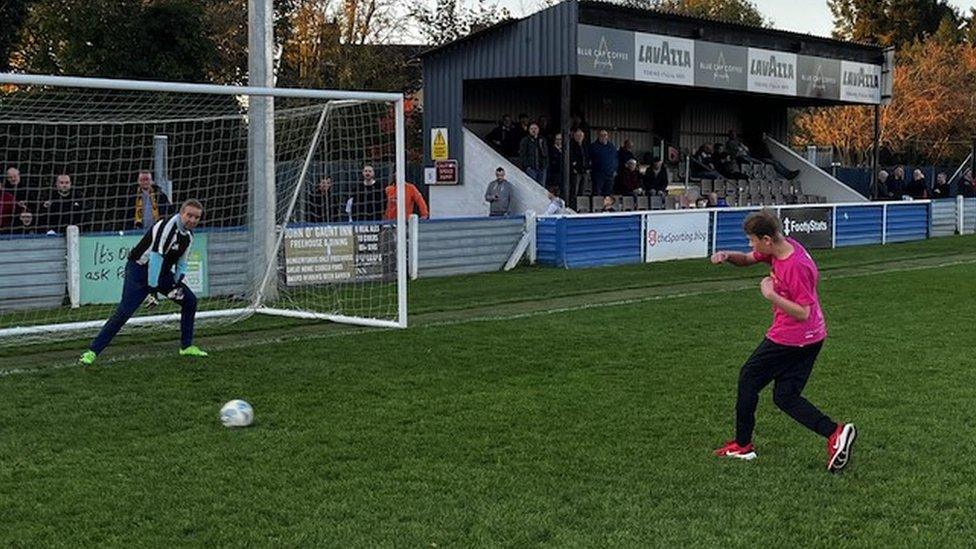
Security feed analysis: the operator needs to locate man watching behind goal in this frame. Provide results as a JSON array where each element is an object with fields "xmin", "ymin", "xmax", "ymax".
[{"xmin": 79, "ymin": 199, "xmax": 208, "ymax": 365}]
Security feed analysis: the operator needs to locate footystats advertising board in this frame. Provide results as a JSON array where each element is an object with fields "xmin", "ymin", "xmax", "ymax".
[{"xmin": 779, "ymin": 207, "xmax": 832, "ymax": 249}]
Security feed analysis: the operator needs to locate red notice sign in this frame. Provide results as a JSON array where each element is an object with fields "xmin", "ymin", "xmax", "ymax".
[{"xmin": 434, "ymin": 160, "xmax": 458, "ymax": 185}]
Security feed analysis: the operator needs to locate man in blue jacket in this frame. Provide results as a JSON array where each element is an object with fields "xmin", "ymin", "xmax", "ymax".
[{"xmin": 589, "ymin": 129, "xmax": 618, "ymax": 196}]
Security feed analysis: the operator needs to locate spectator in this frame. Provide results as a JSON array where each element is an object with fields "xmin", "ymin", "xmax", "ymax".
[
  {"xmin": 960, "ymin": 169, "xmax": 976, "ymax": 197},
  {"xmin": 133, "ymin": 170, "xmax": 171, "ymax": 230},
  {"xmin": 0, "ymin": 176, "xmax": 17, "ymax": 230},
  {"xmin": 872, "ymin": 170, "xmax": 890, "ymax": 200},
  {"xmin": 601, "ymin": 195, "xmax": 618, "ymax": 213},
  {"xmin": 485, "ymin": 167, "xmax": 512, "ymax": 217},
  {"xmin": 39, "ymin": 174, "xmax": 85, "ymax": 233},
  {"xmin": 307, "ymin": 176, "xmax": 338, "ymax": 223},
  {"xmin": 537, "ymin": 115, "xmax": 553, "ymax": 139},
  {"xmin": 384, "ymin": 174, "xmax": 429, "ymax": 221},
  {"xmin": 547, "ymin": 132, "xmax": 564, "ymax": 191},
  {"xmin": 570, "ymin": 129, "xmax": 592, "ymax": 195},
  {"xmin": 931, "ymin": 172, "xmax": 951, "ymax": 199},
  {"xmin": 691, "ymin": 144, "xmax": 723, "ymax": 180},
  {"xmin": 4, "ymin": 167, "xmax": 31, "ymax": 213},
  {"xmin": 11, "ymin": 210, "xmax": 36, "ymax": 234},
  {"xmin": 715, "ymin": 143, "xmax": 747, "ymax": 180},
  {"xmin": 346, "ymin": 165, "xmax": 386, "ymax": 222},
  {"xmin": 589, "ymin": 129, "xmax": 618, "ymax": 196},
  {"xmin": 544, "ymin": 185, "xmax": 565, "ymax": 215},
  {"xmin": 707, "ymin": 191, "xmax": 729, "ymax": 208},
  {"xmin": 570, "ymin": 112, "xmax": 591, "ymax": 143},
  {"xmin": 642, "ymin": 157, "xmax": 669, "ymax": 195},
  {"xmin": 726, "ymin": 130, "xmax": 799, "ymax": 180},
  {"xmin": 888, "ymin": 166, "xmax": 907, "ymax": 199},
  {"xmin": 486, "ymin": 114, "xmax": 517, "ymax": 157},
  {"xmin": 519, "ymin": 122, "xmax": 548, "ymax": 185},
  {"xmin": 617, "ymin": 139, "xmax": 635, "ymax": 174},
  {"xmin": 513, "ymin": 113, "xmax": 530, "ymax": 147},
  {"xmin": 906, "ymin": 169, "xmax": 928, "ymax": 199},
  {"xmin": 615, "ymin": 158, "xmax": 641, "ymax": 196}
]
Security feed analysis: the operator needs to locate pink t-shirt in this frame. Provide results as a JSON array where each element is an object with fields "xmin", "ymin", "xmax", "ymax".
[{"xmin": 752, "ymin": 238, "xmax": 827, "ymax": 347}]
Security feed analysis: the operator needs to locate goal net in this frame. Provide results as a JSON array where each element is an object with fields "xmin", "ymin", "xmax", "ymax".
[{"xmin": 0, "ymin": 73, "xmax": 407, "ymax": 346}]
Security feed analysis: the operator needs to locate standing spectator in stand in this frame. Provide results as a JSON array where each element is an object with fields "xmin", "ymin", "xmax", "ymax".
[
  {"xmin": 906, "ymin": 169, "xmax": 928, "ymax": 199},
  {"xmin": 617, "ymin": 139, "xmax": 635, "ymax": 174},
  {"xmin": 0, "ymin": 175, "xmax": 18, "ymax": 230},
  {"xmin": 642, "ymin": 157, "xmax": 669, "ymax": 195},
  {"xmin": 4, "ymin": 167, "xmax": 32, "ymax": 214},
  {"xmin": 570, "ymin": 112, "xmax": 591, "ymax": 143},
  {"xmin": 485, "ymin": 167, "xmax": 512, "ymax": 217},
  {"xmin": 307, "ymin": 176, "xmax": 338, "ymax": 223},
  {"xmin": 39, "ymin": 174, "xmax": 85, "ymax": 233},
  {"xmin": 133, "ymin": 170, "xmax": 171, "ymax": 230},
  {"xmin": 727, "ymin": 130, "xmax": 799, "ymax": 180},
  {"xmin": 537, "ymin": 115, "xmax": 553, "ymax": 140},
  {"xmin": 570, "ymin": 129, "xmax": 592, "ymax": 196},
  {"xmin": 959, "ymin": 168, "xmax": 976, "ymax": 197},
  {"xmin": 590, "ymin": 129, "xmax": 618, "ymax": 196},
  {"xmin": 519, "ymin": 122, "xmax": 548, "ymax": 185},
  {"xmin": 691, "ymin": 144, "xmax": 723, "ymax": 180},
  {"xmin": 346, "ymin": 165, "xmax": 386, "ymax": 222},
  {"xmin": 888, "ymin": 166, "xmax": 907, "ymax": 199},
  {"xmin": 547, "ymin": 133, "xmax": 564, "ymax": 191},
  {"xmin": 872, "ymin": 170, "xmax": 890, "ymax": 200},
  {"xmin": 544, "ymin": 185, "xmax": 566, "ymax": 215},
  {"xmin": 931, "ymin": 172, "xmax": 951, "ymax": 199},
  {"xmin": 384, "ymin": 173, "xmax": 429, "ymax": 221},
  {"xmin": 513, "ymin": 113, "xmax": 530, "ymax": 146},
  {"xmin": 615, "ymin": 159, "xmax": 641, "ymax": 196},
  {"xmin": 486, "ymin": 114, "xmax": 516, "ymax": 157}
]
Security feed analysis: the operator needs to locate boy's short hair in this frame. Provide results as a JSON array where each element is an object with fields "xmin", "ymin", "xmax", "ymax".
[{"xmin": 743, "ymin": 209, "xmax": 782, "ymax": 240}]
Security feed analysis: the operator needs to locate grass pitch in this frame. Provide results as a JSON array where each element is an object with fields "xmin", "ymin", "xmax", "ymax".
[{"xmin": 2, "ymin": 236, "xmax": 976, "ymax": 546}]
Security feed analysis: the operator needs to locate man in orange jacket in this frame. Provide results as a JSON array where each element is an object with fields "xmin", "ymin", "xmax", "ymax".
[{"xmin": 384, "ymin": 174, "xmax": 430, "ymax": 221}]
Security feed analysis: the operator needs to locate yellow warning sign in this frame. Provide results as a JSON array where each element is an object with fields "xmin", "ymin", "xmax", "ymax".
[{"xmin": 431, "ymin": 127, "xmax": 449, "ymax": 161}]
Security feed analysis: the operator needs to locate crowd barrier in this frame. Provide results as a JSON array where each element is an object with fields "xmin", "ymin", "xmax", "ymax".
[{"xmin": 537, "ymin": 198, "xmax": 972, "ymax": 269}]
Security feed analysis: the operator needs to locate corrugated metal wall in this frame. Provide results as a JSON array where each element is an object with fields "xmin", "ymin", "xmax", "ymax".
[
  {"xmin": 536, "ymin": 215, "xmax": 642, "ymax": 268},
  {"xmin": 208, "ymin": 230, "xmax": 249, "ymax": 298},
  {"xmin": 416, "ymin": 216, "xmax": 525, "ymax": 277},
  {"xmin": 930, "ymin": 200, "xmax": 957, "ymax": 238},
  {"xmin": 423, "ymin": 0, "xmax": 577, "ymax": 184},
  {"xmin": 964, "ymin": 198, "xmax": 976, "ymax": 234},
  {"xmin": 835, "ymin": 205, "xmax": 883, "ymax": 247},
  {"xmin": 0, "ymin": 236, "xmax": 66, "ymax": 312},
  {"xmin": 714, "ymin": 210, "xmax": 753, "ymax": 253},
  {"xmin": 886, "ymin": 204, "xmax": 929, "ymax": 243}
]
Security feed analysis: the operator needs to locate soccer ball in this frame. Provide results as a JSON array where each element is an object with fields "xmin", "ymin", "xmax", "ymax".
[{"xmin": 219, "ymin": 399, "xmax": 254, "ymax": 428}]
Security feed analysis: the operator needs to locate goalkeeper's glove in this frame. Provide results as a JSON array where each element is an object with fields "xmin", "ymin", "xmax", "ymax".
[
  {"xmin": 144, "ymin": 293, "xmax": 159, "ymax": 310},
  {"xmin": 167, "ymin": 287, "xmax": 185, "ymax": 302}
]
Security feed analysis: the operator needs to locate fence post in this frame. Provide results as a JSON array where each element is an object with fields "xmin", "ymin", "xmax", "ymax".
[
  {"xmin": 882, "ymin": 203, "xmax": 888, "ymax": 245},
  {"xmin": 408, "ymin": 214, "xmax": 419, "ymax": 280},
  {"xmin": 831, "ymin": 206, "xmax": 837, "ymax": 248},
  {"xmin": 526, "ymin": 211, "xmax": 537, "ymax": 265},
  {"xmin": 66, "ymin": 225, "xmax": 81, "ymax": 308},
  {"xmin": 958, "ymin": 194, "xmax": 965, "ymax": 235}
]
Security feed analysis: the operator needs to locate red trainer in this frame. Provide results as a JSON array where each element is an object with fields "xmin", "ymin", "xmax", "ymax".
[
  {"xmin": 714, "ymin": 440, "xmax": 757, "ymax": 461},
  {"xmin": 827, "ymin": 423, "xmax": 857, "ymax": 473}
]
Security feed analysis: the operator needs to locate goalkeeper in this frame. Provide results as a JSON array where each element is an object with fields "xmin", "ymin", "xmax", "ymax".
[{"xmin": 79, "ymin": 199, "xmax": 208, "ymax": 365}]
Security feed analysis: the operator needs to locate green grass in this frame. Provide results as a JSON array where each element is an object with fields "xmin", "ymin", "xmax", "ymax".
[{"xmin": 3, "ymin": 237, "xmax": 976, "ymax": 545}]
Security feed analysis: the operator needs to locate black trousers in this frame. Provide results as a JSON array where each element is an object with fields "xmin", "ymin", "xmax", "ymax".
[{"xmin": 735, "ymin": 338, "xmax": 837, "ymax": 445}]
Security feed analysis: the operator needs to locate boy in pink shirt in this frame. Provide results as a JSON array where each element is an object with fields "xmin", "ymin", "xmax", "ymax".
[{"xmin": 710, "ymin": 210, "xmax": 856, "ymax": 473}]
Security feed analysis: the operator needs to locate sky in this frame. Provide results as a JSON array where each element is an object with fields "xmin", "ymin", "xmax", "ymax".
[{"xmin": 494, "ymin": 0, "xmax": 976, "ymax": 38}]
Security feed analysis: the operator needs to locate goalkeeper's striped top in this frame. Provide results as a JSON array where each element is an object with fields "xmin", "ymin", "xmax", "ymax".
[{"xmin": 129, "ymin": 214, "xmax": 193, "ymax": 271}]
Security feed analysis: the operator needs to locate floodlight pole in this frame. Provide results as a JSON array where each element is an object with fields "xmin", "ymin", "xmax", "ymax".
[{"xmin": 248, "ymin": 0, "xmax": 277, "ymax": 303}]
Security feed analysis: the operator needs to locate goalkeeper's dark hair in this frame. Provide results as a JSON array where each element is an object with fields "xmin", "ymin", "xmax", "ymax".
[
  {"xmin": 181, "ymin": 199, "xmax": 204, "ymax": 212},
  {"xmin": 743, "ymin": 209, "xmax": 782, "ymax": 240}
]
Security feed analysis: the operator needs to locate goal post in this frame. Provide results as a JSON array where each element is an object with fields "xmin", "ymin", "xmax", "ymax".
[{"xmin": 0, "ymin": 72, "xmax": 408, "ymax": 344}]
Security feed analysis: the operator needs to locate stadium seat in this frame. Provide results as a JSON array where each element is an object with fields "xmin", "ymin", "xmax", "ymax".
[
  {"xmin": 622, "ymin": 196, "xmax": 635, "ymax": 211},
  {"xmin": 650, "ymin": 195, "xmax": 664, "ymax": 210},
  {"xmin": 577, "ymin": 198, "xmax": 591, "ymax": 213},
  {"xmin": 636, "ymin": 196, "xmax": 649, "ymax": 210},
  {"xmin": 794, "ymin": 181, "xmax": 803, "ymax": 194},
  {"xmin": 701, "ymin": 180, "xmax": 713, "ymax": 193},
  {"xmin": 749, "ymin": 181, "xmax": 761, "ymax": 195},
  {"xmin": 665, "ymin": 195, "xmax": 677, "ymax": 209},
  {"xmin": 764, "ymin": 164, "xmax": 777, "ymax": 178}
]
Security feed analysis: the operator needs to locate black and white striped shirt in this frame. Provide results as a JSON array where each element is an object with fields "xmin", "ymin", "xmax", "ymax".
[{"xmin": 129, "ymin": 214, "xmax": 193, "ymax": 270}]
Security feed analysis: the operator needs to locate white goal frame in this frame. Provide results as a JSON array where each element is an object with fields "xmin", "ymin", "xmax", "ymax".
[{"xmin": 0, "ymin": 72, "xmax": 408, "ymax": 337}]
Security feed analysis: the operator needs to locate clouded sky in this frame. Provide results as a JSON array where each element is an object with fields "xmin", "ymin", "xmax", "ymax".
[{"xmin": 493, "ymin": 0, "xmax": 976, "ymax": 38}]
